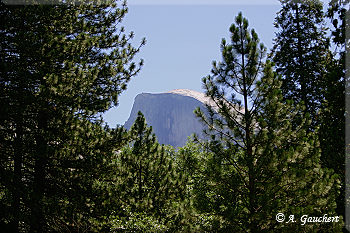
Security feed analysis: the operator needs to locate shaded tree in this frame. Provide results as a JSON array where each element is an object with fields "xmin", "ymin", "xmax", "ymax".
[
  {"xmin": 271, "ymin": 0, "xmax": 347, "ymax": 222},
  {"xmin": 320, "ymin": 0, "xmax": 348, "ymax": 221},
  {"xmin": 110, "ymin": 112, "xmax": 190, "ymax": 232},
  {"xmin": 194, "ymin": 12, "xmax": 340, "ymax": 232},
  {"xmin": 0, "ymin": 1, "xmax": 144, "ymax": 231},
  {"xmin": 270, "ymin": 0, "xmax": 329, "ymax": 126}
]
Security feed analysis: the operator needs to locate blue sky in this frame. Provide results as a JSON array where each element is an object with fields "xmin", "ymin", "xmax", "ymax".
[{"xmin": 103, "ymin": 1, "xmax": 281, "ymax": 127}]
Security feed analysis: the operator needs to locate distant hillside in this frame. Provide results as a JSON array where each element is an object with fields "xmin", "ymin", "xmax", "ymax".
[{"xmin": 124, "ymin": 89, "xmax": 211, "ymax": 148}]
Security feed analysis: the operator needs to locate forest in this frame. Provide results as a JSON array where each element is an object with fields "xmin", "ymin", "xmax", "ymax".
[{"xmin": 0, "ymin": 0, "xmax": 347, "ymax": 232}]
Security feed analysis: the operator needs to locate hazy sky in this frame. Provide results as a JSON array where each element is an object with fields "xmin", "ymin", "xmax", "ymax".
[{"xmin": 103, "ymin": 1, "xmax": 281, "ymax": 127}]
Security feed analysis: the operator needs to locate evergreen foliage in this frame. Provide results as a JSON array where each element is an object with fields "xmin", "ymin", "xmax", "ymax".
[
  {"xmin": 0, "ymin": 1, "xmax": 144, "ymax": 232},
  {"xmin": 321, "ymin": 0, "xmax": 347, "ymax": 220},
  {"xmin": 270, "ymin": 0, "xmax": 330, "ymax": 128},
  {"xmin": 0, "ymin": 0, "xmax": 347, "ymax": 231},
  {"xmin": 110, "ymin": 112, "xmax": 190, "ymax": 232},
  {"xmin": 271, "ymin": 0, "xmax": 347, "ymax": 222},
  {"xmin": 193, "ymin": 12, "xmax": 341, "ymax": 232}
]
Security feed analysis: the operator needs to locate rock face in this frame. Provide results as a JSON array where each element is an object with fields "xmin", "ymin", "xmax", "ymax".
[{"xmin": 124, "ymin": 89, "xmax": 211, "ymax": 148}]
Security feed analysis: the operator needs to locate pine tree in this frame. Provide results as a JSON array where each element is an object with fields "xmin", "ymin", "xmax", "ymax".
[
  {"xmin": 271, "ymin": 0, "xmax": 347, "ymax": 222},
  {"xmin": 0, "ymin": 1, "xmax": 144, "ymax": 231},
  {"xmin": 320, "ymin": 0, "xmax": 348, "ymax": 223},
  {"xmin": 111, "ymin": 111, "xmax": 189, "ymax": 231},
  {"xmin": 194, "ymin": 12, "xmax": 340, "ymax": 231},
  {"xmin": 270, "ymin": 0, "xmax": 329, "ymax": 126}
]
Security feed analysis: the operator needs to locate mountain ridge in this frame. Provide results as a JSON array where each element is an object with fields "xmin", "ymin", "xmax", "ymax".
[{"xmin": 124, "ymin": 89, "xmax": 208, "ymax": 147}]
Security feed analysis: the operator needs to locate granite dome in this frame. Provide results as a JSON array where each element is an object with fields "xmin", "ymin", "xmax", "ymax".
[{"xmin": 124, "ymin": 89, "xmax": 209, "ymax": 147}]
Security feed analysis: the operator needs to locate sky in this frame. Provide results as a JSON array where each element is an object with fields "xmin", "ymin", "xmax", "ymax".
[{"xmin": 103, "ymin": 1, "xmax": 281, "ymax": 127}]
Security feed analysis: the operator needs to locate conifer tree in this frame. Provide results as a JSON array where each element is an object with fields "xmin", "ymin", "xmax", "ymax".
[
  {"xmin": 323, "ymin": 0, "xmax": 347, "ymax": 214},
  {"xmin": 271, "ymin": 0, "xmax": 347, "ymax": 221},
  {"xmin": 0, "ymin": 1, "xmax": 144, "ymax": 231},
  {"xmin": 270, "ymin": 0, "xmax": 329, "ymax": 126},
  {"xmin": 111, "ymin": 112, "xmax": 189, "ymax": 231},
  {"xmin": 194, "ymin": 12, "xmax": 340, "ymax": 231}
]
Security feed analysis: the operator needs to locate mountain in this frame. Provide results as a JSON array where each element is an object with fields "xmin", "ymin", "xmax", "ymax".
[{"xmin": 124, "ymin": 89, "xmax": 212, "ymax": 148}]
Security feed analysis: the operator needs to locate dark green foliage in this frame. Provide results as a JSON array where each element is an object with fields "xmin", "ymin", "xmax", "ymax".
[
  {"xmin": 319, "ymin": 51, "xmax": 345, "ymax": 221},
  {"xmin": 0, "ymin": 0, "xmax": 347, "ymax": 231},
  {"xmin": 327, "ymin": 0, "xmax": 349, "ymax": 48},
  {"xmin": 271, "ymin": 0, "xmax": 347, "ymax": 222},
  {"xmin": 193, "ymin": 12, "xmax": 341, "ymax": 232},
  {"xmin": 323, "ymin": 0, "xmax": 348, "ymax": 221},
  {"xmin": 270, "ymin": 0, "xmax": 329, "ymax": 125},
  {"xmin": 0, "ymin": 1, "xmax": 144, "ymax": 232},
  {"xmin": 109, "ymin": 112, "xmax": 190, "ymax": 232}
]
